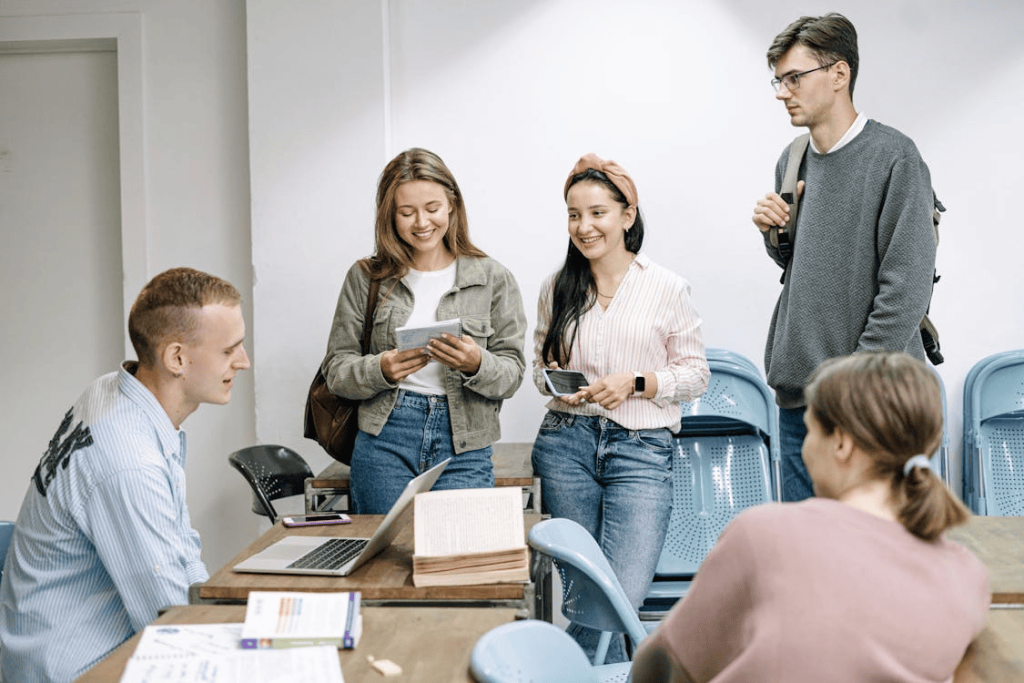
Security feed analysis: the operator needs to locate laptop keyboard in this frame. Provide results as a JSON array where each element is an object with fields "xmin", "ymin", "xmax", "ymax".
[{"xmin": 288, "ymin": 538, "xmax": 368, "ymax": 570}]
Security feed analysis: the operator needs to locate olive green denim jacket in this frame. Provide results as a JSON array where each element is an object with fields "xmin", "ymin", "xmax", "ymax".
[{"xmin": 322, "ymin": 257, "xmax": 527, "ymax": 454}]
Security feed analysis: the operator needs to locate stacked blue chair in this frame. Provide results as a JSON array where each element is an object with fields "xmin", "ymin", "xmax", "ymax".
[
  {"xmin": 526, "ymin": 518, "xmax": 645, "ymax": 675},
  {"xmin": 640, "ymin": 349, "xmax": 779, "ymax": 621},
  {"xmin": 962, "ymin": 350, "xmax": 1024, "ymax": 515}
]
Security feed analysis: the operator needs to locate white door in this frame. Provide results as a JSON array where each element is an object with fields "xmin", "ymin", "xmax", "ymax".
[{"xmin": 0, "ymin": 47, "xmax": 122, "ymax": 519}]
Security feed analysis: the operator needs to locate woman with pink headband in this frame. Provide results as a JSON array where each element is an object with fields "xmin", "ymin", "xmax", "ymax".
[{"xmin": 531, "ymin": 153, "xmax": 710, "ymax": 663}]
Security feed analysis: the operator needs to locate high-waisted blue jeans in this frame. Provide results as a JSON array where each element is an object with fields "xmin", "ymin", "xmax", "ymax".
[
  {"xmin": 531, "ymin": 411, "xmax": 673, "ymax": 663},
  {"xmin": 350, "ymin": 390, "xmax": 494, "ymax": 514}
]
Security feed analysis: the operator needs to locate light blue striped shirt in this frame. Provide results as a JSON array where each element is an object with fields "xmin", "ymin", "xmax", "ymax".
[{"xmin": 0, "ymin": 363, "xmax": 208, "ymax": 682}]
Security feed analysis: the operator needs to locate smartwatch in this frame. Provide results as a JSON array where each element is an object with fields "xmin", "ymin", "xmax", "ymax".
[{"xmin": 633, "ymin": 372, "xmax": 646, "ymax": 395}]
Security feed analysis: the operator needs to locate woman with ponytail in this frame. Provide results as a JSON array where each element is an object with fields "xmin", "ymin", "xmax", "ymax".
[
  {"xmin": 531, "ymin": 153, "xmax": 710, "ymax": 663},
  {"xmin": 633, "ymin": 351, "xmax": 989, "ymax": 683}
]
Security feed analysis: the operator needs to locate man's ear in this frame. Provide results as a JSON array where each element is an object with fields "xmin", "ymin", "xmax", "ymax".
[
  {"xmin": 832, "ymin": 60, "xmax": 851, "ymax": 94},
  {"xmin": 161, "ymin": 341, "xmax": 186, "ymax": 377}
]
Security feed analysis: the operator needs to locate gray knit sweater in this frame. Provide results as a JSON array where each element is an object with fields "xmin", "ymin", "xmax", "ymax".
[{"xmin": 763, "ymin": 120, "xmax": 937, "ymax": 408}]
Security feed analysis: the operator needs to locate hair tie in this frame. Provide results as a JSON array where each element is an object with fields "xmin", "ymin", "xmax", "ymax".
[
  {"xmin": 563, "ymin": 153, "xmax": 639, "ymax": 208},
  {"xmin": 902, "ymin": 454, "xmax": 933, "ymax": 477}
]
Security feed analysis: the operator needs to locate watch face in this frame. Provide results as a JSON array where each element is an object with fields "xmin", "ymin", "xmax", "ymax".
[{"xmin": 634, "ymin": 375, "xmax": 646, "ymax": 393}]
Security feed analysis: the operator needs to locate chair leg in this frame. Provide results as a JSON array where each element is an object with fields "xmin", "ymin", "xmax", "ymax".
[{"xmin": 593, "ymin": 630, "xmax": 612, "ymax": 666}]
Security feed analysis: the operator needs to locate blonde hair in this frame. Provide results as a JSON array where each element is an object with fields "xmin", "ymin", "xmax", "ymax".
[
  {"xmin": 804, "ymin": 352, "xmax": 969, "ymax": 540},
  {"xmin": 128, "ymin": 267, "xmax": 241, "ymax": 367},
  {"xmin": 368, "ymin": 148, "xmax": 485, "ymax": 281}
]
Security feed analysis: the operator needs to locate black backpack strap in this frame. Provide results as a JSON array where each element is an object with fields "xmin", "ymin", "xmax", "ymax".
[{"xmin": 769, "ymin": 133, "xmax": 810, "ymax": 263}]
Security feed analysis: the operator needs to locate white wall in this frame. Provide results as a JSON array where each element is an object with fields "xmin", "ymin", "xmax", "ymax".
[
  {"xmin": 0, "ymin": 0, "xmax": 257, "ymax": 571},
  {"xmin": 249, "ymin": 0, "xmax": 1024, "ymax": 499},
  {"xmin": 1, "ymin": 0, "xmax": 1020, "ymax": 581}
]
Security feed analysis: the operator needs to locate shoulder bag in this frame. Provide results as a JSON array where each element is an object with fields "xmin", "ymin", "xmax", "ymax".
[{"xmin": 303, "ymin": 274, "xmax": 382, "ymax": 464}]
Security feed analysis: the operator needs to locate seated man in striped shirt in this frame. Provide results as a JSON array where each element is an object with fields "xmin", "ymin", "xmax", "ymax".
[{"xmin": 0, "ymin": 267, "xmax": 251, "ymax": 682}]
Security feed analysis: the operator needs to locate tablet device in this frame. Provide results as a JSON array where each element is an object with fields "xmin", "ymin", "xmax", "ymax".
[{"xmin": 395, "ymin": 319, "xmax": 463, "ymax": 352}]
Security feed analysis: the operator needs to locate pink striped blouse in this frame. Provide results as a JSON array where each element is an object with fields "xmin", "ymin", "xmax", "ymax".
[{"xmin": 532, "ymin": 254, "xmax": 710, "ymax": 431}]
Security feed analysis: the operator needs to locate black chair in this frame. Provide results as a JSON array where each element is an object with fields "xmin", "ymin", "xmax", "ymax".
[{"xmin": 228, "ymin": 445, "xmax": 313, "ymax": 524}]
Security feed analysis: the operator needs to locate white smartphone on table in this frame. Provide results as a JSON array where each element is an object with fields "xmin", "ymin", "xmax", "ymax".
[{"xmin": 281, "ymin": 513, "xmax": 352, "ymax": 527}]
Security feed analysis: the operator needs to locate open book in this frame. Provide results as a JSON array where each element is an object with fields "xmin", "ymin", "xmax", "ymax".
[
  {"xmin": 241, "ymin": 591, "xmax": 362, "ymax": 650},
  {"xmin": 412, "ymin": 486, "xmax": 530, "ymax": 587}
]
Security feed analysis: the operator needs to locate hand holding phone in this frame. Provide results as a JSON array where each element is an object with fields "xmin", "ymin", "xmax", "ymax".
[
  {"xmin": 281, "ymin": 513, "xmax": 352, "ymax": 527},
  {"xmin": 543, "ymin": 368, "xmax": 590, "ymax": 397}
]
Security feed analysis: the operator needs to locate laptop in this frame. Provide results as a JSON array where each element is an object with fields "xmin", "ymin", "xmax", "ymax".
[{"xmin": 233, "ymin": 458, "xmax": 450, "ymax": 577}]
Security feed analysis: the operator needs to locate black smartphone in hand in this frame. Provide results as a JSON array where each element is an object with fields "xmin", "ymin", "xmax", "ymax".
[{"xmin": 542, "ymin": 369, "xmax": 589, "ymax": 396}]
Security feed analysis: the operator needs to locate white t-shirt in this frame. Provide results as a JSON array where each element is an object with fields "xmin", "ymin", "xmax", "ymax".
[{"xmin": 399, "ymin": 262, "xmax": 457, "ymax": 396}]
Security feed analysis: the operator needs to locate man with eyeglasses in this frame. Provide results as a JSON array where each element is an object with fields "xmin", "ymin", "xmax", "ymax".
[{"xmin": 751, "ymin": 13, "xmax": 937, "ymax": 502}]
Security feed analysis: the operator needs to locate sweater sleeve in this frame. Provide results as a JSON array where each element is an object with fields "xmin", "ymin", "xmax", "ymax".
[
  {"xmin": 856, "ymin": 153, "xmax": 936, "ymax": 353},
  {"xmin": 761, "ymin": 147, "xmax": 792, "ymax": 270}
]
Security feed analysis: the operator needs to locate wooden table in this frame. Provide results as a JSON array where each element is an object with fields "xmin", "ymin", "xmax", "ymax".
[
  {"xmin": 954, "ymin": 608, "xmax": 1024, "ymax": 682},
  {"xmin": 947, "ymin": 515, "xmax": 1024, "ymax": 605},
  {"xmin": 75, "ymin": 605, "xmax": 1024, "ymax": 683},
  {"xmin": 75, "ymin": 604, "xmax": 518, "ymax": 683},
  {"xmin": 195, "ymin": 511, "xmax": 551, "ymax": 621},
  {"xmin": 306, "ymin": 442, "xmax": 541, "ymax": 513}
]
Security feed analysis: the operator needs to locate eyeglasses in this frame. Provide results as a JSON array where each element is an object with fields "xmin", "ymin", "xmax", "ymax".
[{"xmin": 771, "ymin": 62, "xmax": 836, "ymax": 92}]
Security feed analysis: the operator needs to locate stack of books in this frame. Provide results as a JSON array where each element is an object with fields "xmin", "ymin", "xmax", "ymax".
[
  {"xmin": 412, "ymin": 486, "xmax": 530, "ymax": 587},
  {"xmin": 241, "ymin": 591, "xmax": 362, "ymax": 650}
]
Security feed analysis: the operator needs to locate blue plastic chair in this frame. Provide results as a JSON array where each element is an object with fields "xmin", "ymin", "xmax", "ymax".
[
  {"xmin": 0, "ymin": 521, "xmax": 14, "ymax": 584},
  {"xmin": 962, "ymin": 350, "xmax": 1024, "ymax": 515},
  {"xmin": 641, "ymin": 352, "xmax": 777, "ymax": 620},
  {"xmin": 527, "ymin": 518, "xmax": 648, "ymax": 667},
  {"xmin": 470, "ymin": 620, "xmax": 631, "ymax": 683}
]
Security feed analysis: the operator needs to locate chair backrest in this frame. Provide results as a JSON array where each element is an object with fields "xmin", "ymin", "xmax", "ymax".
[
  {"xmin": 470, "ymin": 620, "xmax": 601, "ymax": 683},
  {"xmin": 963, "ymin": 351, "xmax": 1024, "ymax": 515},
  {"xmin": 651, "ymin": 353, "xmax": 777, "ymax": 579},
  {"xmin": 0, "ymin": 521, "xmax": 14, "ymax": 584},
  {"xmin": 526, "ymin": 518, "xmax": 648, "ymax": 652},
  {"xmin": 705, "ymin": 347, "xmax": 761, "ymax": 377},
  {"xmin": 961, "ymin": 350, "xmax": 1024, "ymax": 508},
  {"xmin": 227, "ymin": 445, "xmax": 313, "ymax": 523},
  {"xmin": 657, "ymin": 434, "xmax": 772, "ymax": 578},
  {"xmin": 676, "ymin": 354, "xmax": 780, "ymax": 497}
]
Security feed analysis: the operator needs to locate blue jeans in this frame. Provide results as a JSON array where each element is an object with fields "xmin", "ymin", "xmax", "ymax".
[
  {"xmin": 779, "ymin": 405, "xmax": 813, "ymax": 502},
  {"xmin": 350, "ymin": 390, "xmax": 494, "ymax": 514},
  {"xmin": 531, "ymin": 411, "xmax": 673, "ymax": 664}
]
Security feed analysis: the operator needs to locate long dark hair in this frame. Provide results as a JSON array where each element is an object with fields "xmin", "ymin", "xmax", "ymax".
[{"xmin": 541, "ymin": 169, "xmax": 645, "ymax": 366}]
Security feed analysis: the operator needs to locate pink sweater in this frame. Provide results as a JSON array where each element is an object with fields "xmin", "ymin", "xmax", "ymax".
[{"xmin": 634, "ymin": 499, "xmax": 989, "ymax": 683}]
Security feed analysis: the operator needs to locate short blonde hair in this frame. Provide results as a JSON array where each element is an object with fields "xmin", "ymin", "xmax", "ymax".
[{"xmin": 128, "ymin": 267, "xmax": 241, "ymax": 367}]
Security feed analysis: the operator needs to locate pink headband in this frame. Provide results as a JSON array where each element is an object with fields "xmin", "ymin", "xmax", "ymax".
[{"xmin": 563, "ymin": 153, "xmax": 638, "ymax": 208}]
